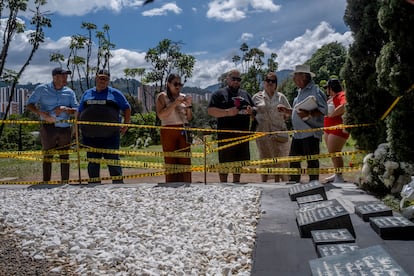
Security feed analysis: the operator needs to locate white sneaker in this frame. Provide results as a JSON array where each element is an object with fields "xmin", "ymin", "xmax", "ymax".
[
  {"xmin": 334, "ymin": 174, "xmax": 345, "ymax": 183},
  {"xmin": 324, "ymin": 174, "xmax": 336, "ymax": 182}
]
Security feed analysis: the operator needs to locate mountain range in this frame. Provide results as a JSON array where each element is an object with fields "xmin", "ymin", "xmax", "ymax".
[{"xmin": 1, "ymin": 69, "xmax": 293, "ymax": 96}]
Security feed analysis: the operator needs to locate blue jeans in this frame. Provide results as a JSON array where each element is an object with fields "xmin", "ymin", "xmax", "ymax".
[{"xmin": 82, "ymin": 135, "xmax": 123, "ymax": 183}]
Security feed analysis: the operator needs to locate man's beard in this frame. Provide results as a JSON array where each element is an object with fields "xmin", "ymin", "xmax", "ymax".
[{"xmin": 228, "ymin": 86, "xmax": 239, "ymax": 94}]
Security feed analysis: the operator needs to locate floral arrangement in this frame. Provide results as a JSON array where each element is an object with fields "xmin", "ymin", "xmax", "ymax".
[
  {"xmin": 400, "ymin": 179, "xmax": 414, "ymax": 221},
  {"xmin": 360, "ymin": 143, "xmax": 414, "ymax": 196}
]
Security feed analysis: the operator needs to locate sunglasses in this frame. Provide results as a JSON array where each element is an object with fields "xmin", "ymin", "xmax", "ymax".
[
  {"xmin": 172, "ymin": 82, "xmax": 183, "ymax": 87},
  {"xmin": 231, "ymin": 77, "xmax": 242, "ymax": 82},
  {"xmin": 265, "ymin": 79, "xmax": 277, "ymax": 84},
  {"xmin": 97, "ymin": 76, "xmax": 109, "ymax": 81}
]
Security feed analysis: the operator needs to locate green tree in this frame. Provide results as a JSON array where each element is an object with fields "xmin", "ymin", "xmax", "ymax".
[
  {"xmin": 0, "ymin": 114, "xmax": 40, "ymax": 150},
  {"xmin": 231, "ymin": 43, "xmax": 278, "ymax": 95},
  {"xmin": 50, "ymin": 22, "xmax": 115, "ymax": 94},
  {"xmin": 308, "ymin": 42, "xmax": 347, "ymax": 84},
  {"xmin": 123, "ymin": 112, "xmax": 159, "ymax": 146},
  {"xmin": 0, "ymin": 0, "xmax": 51, "ymax": 138},
  {"xmin": 376, "ymin": 0, "xmax": 414, "ymax": 162},
  {"xmin": 342, "ymin": 0, "xmax": 393, "ymax": 151},
  {"xmin": 144, "ymin": 39, "xmax": 195, "ymax": 90}
]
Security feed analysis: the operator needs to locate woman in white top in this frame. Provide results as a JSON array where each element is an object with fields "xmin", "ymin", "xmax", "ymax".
[
  {"xmin": 252, "ymin": 72, "xmax": 291, "ymax": 182},
  {"xmin": 156, "ymin": 73, "xmax": 193, "ymax": 183}
]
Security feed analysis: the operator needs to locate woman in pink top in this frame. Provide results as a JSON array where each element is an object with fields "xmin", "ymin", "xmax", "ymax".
[
  {"xmin": 324, "ymin": 79, "xmax": 349, "ymax": 183},
  {"xmin": 156, "ymin": 73, "xmax": 193, "ymax": 183}
]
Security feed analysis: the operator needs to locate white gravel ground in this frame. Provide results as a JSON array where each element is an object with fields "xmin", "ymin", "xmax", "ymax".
[{"xmin": 0, "ymin": 184, "xmax": 261, "ymax": 275}]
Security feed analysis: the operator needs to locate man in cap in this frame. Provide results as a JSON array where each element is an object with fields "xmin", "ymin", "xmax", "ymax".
[
  {"xmin": 26, "ymin": 67, "xmax": 78, "ymax": 183},
  {"xmin": 78, "ymin": 69, "xmax": 131, "ymax": 184},
  {"xmin": 277, "ymin": 64, "xmax": 327, "ymax": 183}
]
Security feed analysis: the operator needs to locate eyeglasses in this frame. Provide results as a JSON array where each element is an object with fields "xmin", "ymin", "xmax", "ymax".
[
  {"xmin": 265, "ymin": 79, "xmax": 277, "ymax": 84},
  {"xmin": 172, "ymin": 82, "xmax": 183, "ymax": 87},
  {"xmin": 97, "ymin": 76, "xmax": 109, "ymax": 81},
  {"xmin": 231, "ymin": 77, "xmax": 242, "ymax": 82}
]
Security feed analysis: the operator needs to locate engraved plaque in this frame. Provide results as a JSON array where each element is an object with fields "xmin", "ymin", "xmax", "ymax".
[
  {"xmin": 296, "ymin": 200, "xmax": 355, "ymax": 238},
  {"xmin": 310, "ymin": 245, "xmax": 409, "ymax": 276},
  {"xmin": 297, "ymin": 194, "xmax": 324, "ymax": 206},
  {"xmin": 316, "ymin": 243, "xmax": 359, "ymax": 258},
  {"xmin": 298, "ymin": 199, "xmax": 338, "ymax": 213},
  {"xmin": 289, "ymin": 181, "xmax": 327, "ymax": 201},
  {"xmin": 311, "ymin": 228, "xmax": 355, "ymax": 247},
  {"xmin": 354, "ymin": 202, "xmax": 393, "ymax": 222},
  {"xmin": 370, "ymin": 216, "xmax": 414, "ymax": 240}
]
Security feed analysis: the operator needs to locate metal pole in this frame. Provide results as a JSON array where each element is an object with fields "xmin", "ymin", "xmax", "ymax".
[
  {"xmin": 75, "ymin": 118, "xmax": 82, "ymax": 184},
  {"xmin": 203, "ymin": 135, "xmax": 207, "ymax": 185}
]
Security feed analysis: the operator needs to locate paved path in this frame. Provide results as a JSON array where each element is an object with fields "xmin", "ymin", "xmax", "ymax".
[{"xmin": 250, "ymin": 182, "xmax": 414, "ymax": 276}]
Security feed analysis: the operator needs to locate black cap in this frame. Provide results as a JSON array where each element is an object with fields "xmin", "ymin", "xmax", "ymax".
[
  {"xmin": 96, "ymin": 69, "xmax": 110, "ymax": 77},
  {"xmin": 52, "ymin": 67, "xmax": 71, "ymax": 76}
]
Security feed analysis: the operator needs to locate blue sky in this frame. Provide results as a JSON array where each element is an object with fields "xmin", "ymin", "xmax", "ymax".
[{"xmin": 5, "ymin": 0, "xmax": 352, "ymax": 88}]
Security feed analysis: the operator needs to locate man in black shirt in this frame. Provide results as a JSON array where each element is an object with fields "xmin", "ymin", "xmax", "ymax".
[{"xmin": 207, "ymin": 69, "xmax": 255, "ymax": 183}]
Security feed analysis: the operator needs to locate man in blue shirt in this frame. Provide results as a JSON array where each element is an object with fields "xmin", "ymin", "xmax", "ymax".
[
  {"xmin": 78, "ymin": 69, "xmax": 131, "ymax": 184},
  {"xmin": 26, "ymin": 67, "xmax": 78, "ymax": 183},
  {"xmin": 278, "ymin": 64, "xmax": 327, "ymax": 183}
]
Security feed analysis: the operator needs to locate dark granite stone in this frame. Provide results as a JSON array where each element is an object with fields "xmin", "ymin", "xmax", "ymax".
[
  {"xmin": 316, "ymin": 243, "xmax": 359, "ymax": 258},
  {"xmin": 296, "ymin": 200, "xmax": 355, "ymax": 238},
  {"xmin": 309, "ymin": 245, "xmax": 409, "ymax": 276},
  {"xmin": 370, "ymin": 216, "xmax": 414, "ymax": 240},
  {"xmin": 311, "ymin": 228, "xmax": 355, "ymax": 248},
  {"xmin": 298, "ymin": 199, "xmax": 338, "ymax": 212},
  {"xmin": 289, "ymin": 181, "xmax": 327, "ymax": 201},
  {"xmin": 297, "ymin": 194, "xmax": 324, "ymax": 206},
  {"xmin": 354, "ymin": 202, "xmax": 393, "ymax": 222}
]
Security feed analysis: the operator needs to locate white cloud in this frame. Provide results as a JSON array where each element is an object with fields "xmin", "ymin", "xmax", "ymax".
[
  {"xmin": 142, "ymin": 3, "xmax": 182, "ymax": 17},
  {"xmin": 207, "ymin": 0, "xmax": 280, "ymax": 22},
  {"xmin": 240, "ymin": 33, "xmax": 254, "ymax": 42},
  {"xmin": 276, "ymin": 21, "xmax": 353, "ymax": 71},
  {"xmin": 30, "ymin": 1, "xmax": 127, "ymax": 16},
  {"xmin": 186, "ymin": 59, "xmax": 234, "ymax": 88},
  {"xmin": 4, "ymin": 18, "xmax": 353, "ymax": 90}
]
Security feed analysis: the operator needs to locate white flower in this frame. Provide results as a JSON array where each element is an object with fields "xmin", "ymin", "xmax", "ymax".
[
  {"xmin": 361, "ymin": 163, "xmax": 371, "ymax": 177},
  {"xmin": 384, "ymin": 161, "xmax": 399, "ymax": 172},
  {"xmin": 374, "ymin": 143, "xmax": 388, "ymax": 158}
]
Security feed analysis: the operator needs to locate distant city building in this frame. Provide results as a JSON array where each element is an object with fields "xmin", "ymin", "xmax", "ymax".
[
  {"xmin": 0, "ymin": 83, "xmax": 212, "ymax": 118},
  {"xmin": 0, "ymin": 86, "xmax": 31, "ymax": 116},
  {"xmin": 137, "ymin": 84, "xmax": 157, "ymax": 113}
]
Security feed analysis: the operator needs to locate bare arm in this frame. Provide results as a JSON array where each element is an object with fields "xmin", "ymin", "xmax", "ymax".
[
  {"xmin": 26, "ymin": 103, "xmax": 56, "ymax": 123},
  {"xmin": 121, "ymin": 108, "xmax": 132, "ymax": 135},
  {"xmin": 156, "ymin": 92, "xmax": 186, "ymax": 121},
  {"xmin": 207, "ymin": 106, "xmax": 239, "ymax": 118}
]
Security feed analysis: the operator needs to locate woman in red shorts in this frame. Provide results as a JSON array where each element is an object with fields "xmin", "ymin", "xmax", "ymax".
[{"xmin": 324, "ymin": 79, "xmax": 349, "ymax": 183}]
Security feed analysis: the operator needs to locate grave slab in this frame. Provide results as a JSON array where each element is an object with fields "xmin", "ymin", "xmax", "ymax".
[
  {"xmin": 370, "ymin": 216, "xmax": 414, "ymax": 240},
  {"xmin": 354, "ymin": 202, "xmax": 393, "ymax": 222},
  {"xmin": 288, "ymin": 181, "xmax": 327, "ymax": 201},
  {"xmin": 309, "ymin": 245, "xmax": 409, "ymax": 275},
  {"xmin": 316, "ymin": 243, "xmax": 359, "ymax": 258},
  {"xmin": 296, "ymin": 200, "xmax": 355, "ymax": 238},
  {"xmin": 297, "ymin": 194, "xmax": 324, "ymax": 206},
  {"xmin": 310, "ymin": 228, "xmax": 355, "ymax": 248}
]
